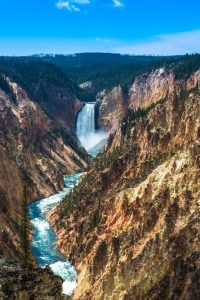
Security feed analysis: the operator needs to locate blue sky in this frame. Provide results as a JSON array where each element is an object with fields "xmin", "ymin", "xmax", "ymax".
[{"xmin": 0, "ymin": 0, "xmax": 200, "ymax": 55}]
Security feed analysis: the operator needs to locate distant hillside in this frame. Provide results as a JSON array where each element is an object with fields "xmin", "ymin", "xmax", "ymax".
[
  {"xmin": 0, "ymin": 58, "xmax": 82, "ymax": 130},
  {"xmin": 45, "ymin": 53, "xmax": 200, "ymax": 96},
  {"xmin": 1, "ymin": 53, "xmax": 200, "ymax": 103},
  {"xmin": 4, "ymin": 53, "xmax": 200, "ymax": 101},
  {"xmin": 42, "ymin": 53, "xmax": 179, "ymax": 101}
]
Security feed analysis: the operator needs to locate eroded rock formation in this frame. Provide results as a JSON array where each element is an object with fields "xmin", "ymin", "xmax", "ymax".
[
  {"xmin": 96, "ymin": 86, "xmax": 126, "ymax": 131},
  {"xmin": 97, "ymin": 68, "xmax": 200, "ymax": 133},
  {"xmin": 49, "ymin": 71, "xmax": 200, "ymax": 299},
  {"xmin": 0, "ymin": 256, "xmax": 66, "ymax": 300},
  {"xmin": 0, "ymin": 76, "xmax": 88, "ymax": 260}
]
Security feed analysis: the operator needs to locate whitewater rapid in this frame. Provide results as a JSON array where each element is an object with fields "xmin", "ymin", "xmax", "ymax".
[
  {"xmin": 29, "ymin": 102, "xmax": 108, "ymax": 296},
  {"xmin": 76, "ymin": 102, "xmax": 108, "ymax": 154},
  {"xmin": 29, "ymin": 173, "xmax": 82, "ymax": 296}
]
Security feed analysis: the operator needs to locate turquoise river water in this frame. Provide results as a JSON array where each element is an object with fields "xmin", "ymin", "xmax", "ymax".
[{"xmin": 29, "ymin": 173, "xmax": 82, "ymax": 296}]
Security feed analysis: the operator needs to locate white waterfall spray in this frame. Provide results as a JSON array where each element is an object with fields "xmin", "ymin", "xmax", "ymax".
[
  {"xmin": 76, "ymin": 102, "xmax": 108, "ymax": 153},
  {"xmin": 76, "ymin": 103, "xmax": 95, "ymax": 139}
]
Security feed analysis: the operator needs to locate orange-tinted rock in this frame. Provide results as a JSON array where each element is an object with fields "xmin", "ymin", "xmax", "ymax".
[
  {"xmin": 0, "ymin": 77, "xmax": 88, "ymax": 260},
  {"xmin": 96, "ymin": 86, "xmax": 126, "ymax": 132},
  {"xmin": 49, "ymin": 73, "xmax": 200, "ymax": 299}
]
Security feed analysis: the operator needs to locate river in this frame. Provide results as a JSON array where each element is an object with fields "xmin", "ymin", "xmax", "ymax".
[
  {"xmin": 29, "ymin": 102, "xmax": 107, "ymax": 296},
  {"xmin": 29, "ymin": 173, "xmax": 82, "ymax": 295}
]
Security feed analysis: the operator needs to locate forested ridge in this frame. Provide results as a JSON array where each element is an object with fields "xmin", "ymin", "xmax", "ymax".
[
  {"xmin": 0, "ymin": 58, "xmax": 89, "ymax": 160},
  {"xmin": 1, "ymin": 53, "xmax": 200, "ymax": 102}
]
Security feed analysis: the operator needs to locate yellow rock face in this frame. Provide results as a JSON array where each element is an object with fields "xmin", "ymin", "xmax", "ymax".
[
  {"xmin": 97, "ymin": 68, "xmax": 200, "ymax": 135},
  {"xmin": 49, "ymin": 72, "xmax": 200, "ymax": 299}
]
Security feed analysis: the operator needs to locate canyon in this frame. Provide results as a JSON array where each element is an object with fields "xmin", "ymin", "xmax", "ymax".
[
  {"xmin": 0, "ymin": 55, "xmax": 200, "ymax": 299},
  {"xmin": 48, "ymin": 68, "xmax": 200, "ymax": 300},
  {"xmin": 0, "ymin": 73, "xmax": 88, "ymax": 290},
  {"xmin": 96, "ymin": 68, "xmax": 200, "ymax": 132}
]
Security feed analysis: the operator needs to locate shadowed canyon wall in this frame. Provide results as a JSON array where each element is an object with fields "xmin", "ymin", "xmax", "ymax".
[
  {"xmin": 0, "ymin": 256, "xmax": 67, "ymax": 300},
  {"xmin": 0, "ymin": 76, "xmax": 88, "ymax": 260}
]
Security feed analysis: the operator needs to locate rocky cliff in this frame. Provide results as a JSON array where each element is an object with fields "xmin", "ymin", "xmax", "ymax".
[
  {"xmin": 0, "ymin": 75, "xmax": 88, "ymax": 260},
  {"xmin": 128, "ymin": 68, "xmax": 174, "ymax": 110},
  {"xmin": 49, "ymin": 72, "xmax": 200, "ymax": 299},
  {"xmin": 97, "ymin": 68, "xmax": 200, "ymax": 133},
  {"xmin": 0, "ymin": 60, "xmax": 83, "ymax": 131},
  {"xmin": 96, "ymin": 86, "xmax": 126, "ymax": 132},
  {"xmin": 0, "ymin": 256, "xmax": 66, "ymax": 300},
  {"xmin": 32, "ymin": 79, "xmax": 82, "ymax": 131}
]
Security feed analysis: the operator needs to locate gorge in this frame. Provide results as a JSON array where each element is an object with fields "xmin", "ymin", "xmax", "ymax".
[
  {"xmin": 29, "ymin": 173, "xmax": 82, "ymax": 296},
  {"xmin": 48, "ymin": 63, "xmax": 200, "ymax": 299},
  {"xmin": 28, "ymin": 100, "xmax": 109, "ymax": 296},
  {"xmin": 0, "ymin": 54, "xmax": 200, "ymax": 299}
]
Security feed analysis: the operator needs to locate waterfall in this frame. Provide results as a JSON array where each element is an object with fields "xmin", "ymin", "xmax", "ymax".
[
  {"xmin": 76, "ymin": 102, "xmax": 108, "ymax": 154},
  {"xmin": 76, "ymin": 103, "xmax": 95, "ymax": 141}
]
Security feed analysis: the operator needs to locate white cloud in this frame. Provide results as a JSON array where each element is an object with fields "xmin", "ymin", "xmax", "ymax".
[
  {"xmin": 113, "ymin": 0, "xmax": 124, "ymax": 7},
  {"xmin": 116, "ymin": 30, "xmax": 200, "ymax": 55},
  {"xmin": 96, "ymin": 37, "xmax": 112, "ymax": 43},
  {"xmin": 55, "ymin": 0, "xmax": 90, "ymax": 12},
  {"xmin": 72, "ymin": 0, "xmax": 90, "ymax": 4},
  {"xmin": 55, "ymin": 1, "xmax": 79, "ymax": 11},
  {"xmin": 56, "ymin": 0, "xmax": 125, "ymax": 12}
]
